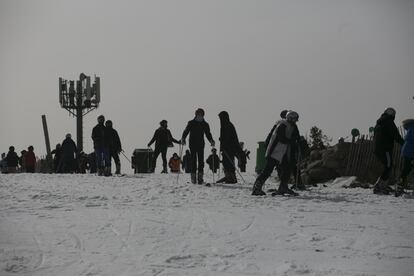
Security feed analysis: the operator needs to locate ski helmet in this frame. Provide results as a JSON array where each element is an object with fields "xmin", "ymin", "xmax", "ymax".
[
  {"xmin": 384, "ymin": 107, "xmax": 396, "ymax": 118},
  {"xmin": 195, "ymin": 108, "xmax": 205, "ymax": 116},
  {"xmin": 105, "ymin": 120, "xmax": 113, "ymax": 127},
  {"xmin": 286, "ymin": 111, "xmax": 299, "ymax": 122}
]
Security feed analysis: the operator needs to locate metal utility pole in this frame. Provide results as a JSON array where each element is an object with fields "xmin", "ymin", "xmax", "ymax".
[
  {"xmin": 59, "ymin": 73, "xmax": 100, "ymax": 152},
  {"xmin": 41, "ymin": 115, "xmax": 51, "ymax": 157}
]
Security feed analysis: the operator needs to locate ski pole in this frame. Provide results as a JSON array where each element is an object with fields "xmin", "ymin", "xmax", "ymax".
[
  {"xmin": 222, "ymin": 150, "xmax": 247, "ymax": 184},
  {"xmin": 212, "ymin": 147, "xmax": 216, "ymax": 183},
  {"xmin": 120, "ymin": 150, "xmax": 133, "ymax": 165}
]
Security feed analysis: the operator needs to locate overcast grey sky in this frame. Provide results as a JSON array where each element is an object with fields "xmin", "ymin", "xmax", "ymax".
[{"xmin": 0, "ymin": 0, "xmax": 413, "ymax": 171}]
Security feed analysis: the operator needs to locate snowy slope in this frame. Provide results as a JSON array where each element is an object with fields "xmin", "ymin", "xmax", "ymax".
[{"xmin": 0, "ymin": 173, "xmax": 413, "ymax": 276}]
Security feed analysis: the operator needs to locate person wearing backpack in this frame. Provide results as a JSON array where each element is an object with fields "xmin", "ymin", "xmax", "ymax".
[{"xmin": 373, "ymin": 107, "xmax": 404, "ymax": 195}]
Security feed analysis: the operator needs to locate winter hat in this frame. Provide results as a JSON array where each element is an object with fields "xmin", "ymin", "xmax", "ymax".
[
  {"xmin": 66, "ymin": 133, "xmax": 71, "ymax": 139},
  {"xmin": 160, "ymin": 120, "xmax": 167, "ymax": 126}
]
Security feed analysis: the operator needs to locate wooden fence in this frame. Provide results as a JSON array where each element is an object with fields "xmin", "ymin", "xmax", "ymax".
[{"xmin": 345, "ymin": 127, "xmax": 405, "ymax": 182}]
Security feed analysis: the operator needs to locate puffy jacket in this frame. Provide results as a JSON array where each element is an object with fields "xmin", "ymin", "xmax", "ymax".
[
  {"xmin": 169, "ymin": 157, "xmax": 181, "ymax": 172},
  {"xmin": 402, "ymin": 119, "xmax": 414, "ymax": 158},
  {"xmin": 374, "ymin": 113, "xmax": 404, "ymax": 154}
]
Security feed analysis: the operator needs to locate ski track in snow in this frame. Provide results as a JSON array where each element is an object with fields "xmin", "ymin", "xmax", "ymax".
[{"xmin": 0, "ymin": 173, "xmax": 413, "ymax": 276}]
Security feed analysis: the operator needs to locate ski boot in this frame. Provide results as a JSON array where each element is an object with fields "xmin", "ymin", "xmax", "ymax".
[
  {"xmin": 275, "ymin": 183, "xmax": 298, "ymax": 196},
  {"xmin": 252, "ymin": 179, "xmax": 266, "ymax": 196},
  {"xmin": 197, "ymin": 172, "xmax": 204, "ymax": 184},
  {"xmin": 191, "ymin": 173, "xmax": 197, "ymax": 184},
  {"xmin": 115, "ymin": 163, "xmax": 121, "ymax": 175},
  {"xmin": 373, "ymin": 178, "xmax": 389, "ymax": 195},
  {"xmin": 104, "ymin": 166, "xmax": 112, "ymax": 177}
]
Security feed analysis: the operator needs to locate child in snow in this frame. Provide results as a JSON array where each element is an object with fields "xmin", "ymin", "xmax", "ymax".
[
  {"xmin": 206, "ymin": 148, "xmax": 220, "ymax": 174},
  {"xmin": 168, "ymin": 153, "xmax": 181, "ymax": 173}
]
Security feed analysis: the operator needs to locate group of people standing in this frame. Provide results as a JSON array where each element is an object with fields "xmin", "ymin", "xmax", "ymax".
[
  {"xmin": 91, "ymin": 115, "xmax": 123, "ymax": 176},
  {"xmin": 0, "ymin": 146, "xmax": 37, "ymax": 173},
  {"xmin": 146, "ymin": 108, "xmax": 248, "ymax": 184}
]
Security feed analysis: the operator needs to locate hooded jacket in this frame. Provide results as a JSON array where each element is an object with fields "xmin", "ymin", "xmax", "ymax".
[
  {"xmin": 218, "ymin": 111, "xmax": 243, "ymax": 156},
  {"xmin": 374, "ymin": 113, "xmax": 404, "ymax": 154},
  {"xmin": 402, "ymin": 119, "xmax": 414, "ymax": 158}
]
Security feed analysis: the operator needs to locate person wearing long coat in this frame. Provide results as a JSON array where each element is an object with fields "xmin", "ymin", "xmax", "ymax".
[
  {"xmin": 61, "ymin": 134, "xmax": 77, "ymax": 173},
  {"xmin": 216, "ymin": 111, "xmax": 243, "ymax": 183}
]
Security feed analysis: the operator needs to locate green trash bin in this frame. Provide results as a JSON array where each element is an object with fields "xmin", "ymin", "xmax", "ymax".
[{"xmin": 255, "ymin": 141, "xmax": 266, "ymax": 174}]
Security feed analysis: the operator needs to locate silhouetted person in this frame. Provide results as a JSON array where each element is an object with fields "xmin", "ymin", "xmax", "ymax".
[
  {"xmin": 5, "ymin": 146, "xmax": 19, "ymax": 173},
  {"xmin": 61, "ymin": 133, "xmax": 77, "ymax": 173},
  {"xmin": 92, "ymin": 115, "xmax": 111, "ymax": 176},
  {"xmin": 216, "ymin": 111, "xmax": 243, "ymax": 184},
  {"xmin": 148, "ymin": 120, "xmax": 180, "ymax": 173},
  {"xmin": 373, "ymin": 107, "xmax": 404, "ymax": 195},
  {"xmin": 51, "ymin": 144, "xmax": 62, "ymax": 173},
  {"xmin": 0, "ymin": 153, "xmax": 7, "ymax": 173},
  {"xmin": 106, "ymin": 120, "xmax": 123, "ymax": 174},
  {"xmin": 25, "ymin": 146, "xmax": 36, "ymax": 173},
  {"xmin": 206, "ymin": 148, "xmax": 220, "ymax": 174},
  {"xmin": 181, "ymin": 108, "xmax": 215, "ymax": 184}
]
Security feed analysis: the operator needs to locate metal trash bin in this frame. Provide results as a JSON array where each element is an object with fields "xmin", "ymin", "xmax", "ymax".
[{"xmin": 131, "ymin": 148, "xmax": 154, "ymax": 173}]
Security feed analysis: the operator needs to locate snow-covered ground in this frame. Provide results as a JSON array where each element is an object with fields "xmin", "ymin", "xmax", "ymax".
[{"xmin": 0, "ymin": 173, "xmax": 413, "ymax": 276}]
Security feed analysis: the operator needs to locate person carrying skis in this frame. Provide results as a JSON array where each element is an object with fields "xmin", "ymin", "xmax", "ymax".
[
  {"xmin": 148, "ymin": 120, "xmax": 180, "ymax": 173},
  {"xmin": 373, "ymin": 107, "xmax": 404, "ymax": 195},
  {"xmin": 168, "ymin": 153, "xmax": 181, "ymax": 173},
  {"xmin": 106, "ymin": 120, "xmax": 123, "ymax": 175},
  {"xmin": 397, "ymin": 118, "xmax": 414, "ymax": 193},
  {"xmin": 181, "ymin": 108, "xmax": 215, "ymax": 184},
  {"xmin": 5, "ymin": 146, "xmax": 19, "ymax": 173},
  {"xmin": 92, "ymin": 115, "xmax": 111, "ymax": 176},
  {"xmin": 25, "ymin": 146, "xmax": 36, "ymax": 173},
  {"xmin": 216, "ymin": 111, "xmax": 243, "ymax": 184},
  {"xmin": 252, "ymin": 111, "xmax": 300, "ymax": 196},
  {"xmin": 182, "ymin": 150, "xmax": 192, "ymax": 173},
  {"xmin": 206, "ymin": 148, "xmax": 220, "ymax": 174},
  {"xmin": 61, "ymin": 133, "xmax": 77, "ymax": 173}
]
